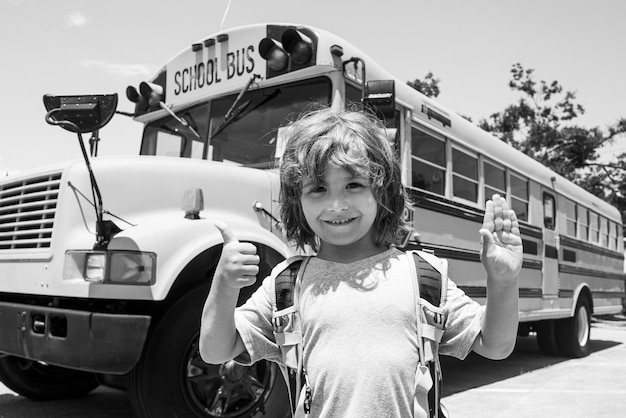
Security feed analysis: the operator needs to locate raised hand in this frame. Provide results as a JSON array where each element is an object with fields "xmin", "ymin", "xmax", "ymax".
[
  {"xmin": 214, "ymin": 221, "xmax": 260, "ymax": 289},
  {"xmin": 479, "ymin": 194, "xmax": 523, "ymax": 282}
]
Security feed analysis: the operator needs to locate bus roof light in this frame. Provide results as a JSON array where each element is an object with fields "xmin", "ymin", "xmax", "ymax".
[
  {"xmin": 139, "ymin": 82, "xmax": 164, "ymax": 108},
  {"xmin": 259, "ymin": 38, "xmax": 289, "ymax": 72},
  {"xmin": 126, "ymin": 85, "xmax": 148, "ymax": 112},
  {"xmin": 281, "ymin": 29, "xmax": 312, "ymax": 65}
]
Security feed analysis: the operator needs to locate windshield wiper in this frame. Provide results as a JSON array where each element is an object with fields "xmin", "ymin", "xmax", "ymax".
[
  {"xmin": 158, "ymin": 102, "xmax": 201, "ymax": 139},
  {"xmin": 212, "ymin": 74, "xmax": 260, "ymax": 137}
]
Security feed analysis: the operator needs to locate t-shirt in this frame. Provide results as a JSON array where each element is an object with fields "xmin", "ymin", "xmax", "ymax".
[{"xmin": 234, "ymin": 248, "xmax": 484, "ymax": 418}]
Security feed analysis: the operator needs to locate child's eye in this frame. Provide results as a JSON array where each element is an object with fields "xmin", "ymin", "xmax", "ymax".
[
  {"xmin": 305, "ymin": 185, "xmax": 326, "ymax": 194},
  {"xmin": 346, "ymin": 181, "xmax": 369, "ymax": 190}
]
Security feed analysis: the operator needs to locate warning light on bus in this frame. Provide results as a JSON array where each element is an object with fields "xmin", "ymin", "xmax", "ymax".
[
  {"xmin": 126, "ymin": 69, "xmax": 167, "ymax": 116},
  {"xmin": 259, "ymin": 25, "xmax": 317, "ymax": 78},
  {"xmin": 139, "ymin": 82, "xmax": 164, "ymax": 107},
  {"xmin": 281, "ymin": 29, "xmax": 313, "ymax": 65},
  {"xmin": 259, "ymin": 38, "xmax": 289, "ymax": 72}
]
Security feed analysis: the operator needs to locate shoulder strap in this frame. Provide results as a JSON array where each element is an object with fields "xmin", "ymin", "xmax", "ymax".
[
  {"xmin": 275, "ymin": 258, "xmax": 304, "ymax": 311},
  {"xmin": 271, "ymin": 256, "xmax": 309, "ymax": 416},
  {"xmin": 407, "ymin": 250, "xmax": 448, "ymax": 418},
  {"xmin": 410, "ymin": 250, "xmax": 448, "ymax": 308}
]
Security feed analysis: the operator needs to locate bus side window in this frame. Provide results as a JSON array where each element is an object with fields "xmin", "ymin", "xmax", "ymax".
[
  {"xmin": 543, "ymin": 192, "xmax": 556, "ymax": 230},
  {"xmin": 565, "ymin": 198, "xmax": 577, "ymax": 237},
  {"xmin": 410, "ymin": 127, "xmax": 446, "ymax": 196},
  {"xmin": 579, "ymin": 206, "xmax": 589, "ymax": 240},
  {"xmin": 484, "ymin": 160, "xmax": 506, "ymax": 202},
  {"xmin": 510, "ymin": 173, "xmax": 528, "ymax": 221}
]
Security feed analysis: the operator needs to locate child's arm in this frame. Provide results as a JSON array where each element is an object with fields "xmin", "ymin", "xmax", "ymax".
[
  {"xmin": 199, "ymin": 222, "xmax": 260, "ymax": 364},
  {"xmin": 472, "ymin": 194, "xmax": 523, "ymax": 359}
]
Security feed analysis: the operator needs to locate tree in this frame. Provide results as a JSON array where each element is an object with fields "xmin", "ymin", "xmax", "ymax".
[
  {"xmin": 407, "ymin": 64, "xmax": 626, "ymax": 223},
  {"xmin": 408, "ymin": 72, "xmax": 441, "ymax": 98},
  {"xmin": 478, "ymin": 63, "xmax": 626, "ymax": 222}
]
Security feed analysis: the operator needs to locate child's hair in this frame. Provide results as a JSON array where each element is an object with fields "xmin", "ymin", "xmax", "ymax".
[{"xmin": 279, "ymin": 106, "xmax": 411, "ymax": 252}]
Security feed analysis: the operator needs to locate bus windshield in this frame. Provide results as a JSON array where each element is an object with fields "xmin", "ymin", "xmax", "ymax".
[{"xmin": 140, "ymin": 77, "xmax": 331, "ymax": 168}]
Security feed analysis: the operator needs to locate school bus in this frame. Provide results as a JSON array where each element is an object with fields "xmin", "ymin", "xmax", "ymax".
[{"xmin": 0, "ymin": 23, "xmax": 623, "ymax": 417}]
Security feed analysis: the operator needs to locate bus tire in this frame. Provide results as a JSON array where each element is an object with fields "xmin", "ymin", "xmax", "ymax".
[
  {"xmin": 555, "ymin": 297, "xmax": 591, "ymax": 358},
  {"xmin": 126, "ymin": 288, "xmax": 289, "ymax": 418},
  {"xmin": 0, "ymin": 355, "xmax": 99, "ymax": 400},
  {"xmin": 535, "ymin": 320, "xmax": 559, "ymax": 356}
]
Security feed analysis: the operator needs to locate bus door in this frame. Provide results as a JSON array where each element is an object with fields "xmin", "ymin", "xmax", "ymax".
[{"xmin": 542, "ymin": 191, "xmax": 559, "ymax": 297}]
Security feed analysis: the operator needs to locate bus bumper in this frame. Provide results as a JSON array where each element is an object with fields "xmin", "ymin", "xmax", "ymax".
[{"xmin": 0, "ymin": 301, "xmax": 151, "ymax": 374}]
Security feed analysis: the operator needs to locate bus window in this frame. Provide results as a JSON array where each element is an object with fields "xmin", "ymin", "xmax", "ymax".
[
  {"xmin": 484, "ymin": 161, "xmax": 506, "ymax": 201},
  {"xmin": 579, "ymin": 206, "xmax": 589, "ymax": 240},
  {"xmin": 141, "ymin": 103, "xmax": 209, "ymax": 158},
  {"xmin": 411, "ymin": 128, "xmax": 446, "ymax": 195},
  {"xmin": 589, "ymin": 211, "xmax": 599, "ymax": 243},
  {"xmin": 209, "ymin": 77, "xmax": 331, "ymax": 167},
  {"xmin": 543, "ymin": 192, "xmax": 556, "ymax": 230},
  {"xmin": 601, "ymin": 217, "xmax": 609, "ymax": 247},
  {"xmin": 510, "ymin": 173, "xmax": 528, "ymax": 221},
  {"xmin": 609, "ymin": 221, "xmax": 618, "ymax": 250},
  {"xmin": 156, "ymin": 134, "xmax": 184, "ymax": 157},
  {"xmin": 565, "ymin": 199, "xmax": 577, "ymax": 237},
  {"xmin": 452, "ymin": 148, "xmax": 478, "ymax": 202},
  {"xmin": 345, "ymin": 82, "xmax": 362, "ymax": 106}
]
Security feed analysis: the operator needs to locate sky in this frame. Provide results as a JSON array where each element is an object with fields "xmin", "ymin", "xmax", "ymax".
[{"xmin": 1, "ymin": 0, "xmax": 625, "ymax": 176}]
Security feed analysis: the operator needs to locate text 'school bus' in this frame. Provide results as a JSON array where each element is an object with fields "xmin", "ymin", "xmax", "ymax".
[{"xmin": 0, "ymin": 23, "xmax": 623, "ymax": 417}]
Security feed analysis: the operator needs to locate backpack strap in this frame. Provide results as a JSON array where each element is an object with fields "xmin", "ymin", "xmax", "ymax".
[
  {"xmin": 407, "ymin": 250, "xmax": 449, "ymax": 418},
  {"xmin": 271, "ymin": 256, "xmax": 310, "ymax": 415}
]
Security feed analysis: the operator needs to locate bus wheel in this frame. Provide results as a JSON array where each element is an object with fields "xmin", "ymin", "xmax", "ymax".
[
  {"xmin": 0, "ymin": 355, "xmax": 99, "ymax": 400},
  {"xmin": 556, "ymin": 297, "xmax": 591, "ymax": 358},
  {"xmin": 535, "ymin": 320, "xmax": 559, "ymax": 356},
  {"xmin": 127, "ymin": 289, "xmax": 289, "ymax": 418}
]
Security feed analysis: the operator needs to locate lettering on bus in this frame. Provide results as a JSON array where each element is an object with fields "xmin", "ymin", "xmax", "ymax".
[{"xmin": 173, "ymin": 45, "xmax": 255, "ymax": 96}]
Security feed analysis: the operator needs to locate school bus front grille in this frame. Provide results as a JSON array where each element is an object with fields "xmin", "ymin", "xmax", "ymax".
[{"xmin": 0, "ymin": 172, "xmax": 62, "ymax": 250}]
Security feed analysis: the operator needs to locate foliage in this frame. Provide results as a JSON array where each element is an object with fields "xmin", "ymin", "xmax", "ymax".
[
  {"xmin": 480, "ymin": 64, "xmax": 626, "ymax": 222},
  {"xmin": 407, "ymin": 65, "xmax": 626, "ymax": 223},
  {"xmin": 408, "ymin": 72, "xmax": 441, "ymax": 98}
]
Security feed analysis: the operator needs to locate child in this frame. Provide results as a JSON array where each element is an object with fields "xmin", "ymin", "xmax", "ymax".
[{"xmin": 200, "ymin": 107, "xmax": 523, "ymax": 418}]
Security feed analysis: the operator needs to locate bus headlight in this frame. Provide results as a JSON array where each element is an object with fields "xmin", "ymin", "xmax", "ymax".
[{"xmin": 64, "ymin": 250, "xmax": 156, "ymax": 285}]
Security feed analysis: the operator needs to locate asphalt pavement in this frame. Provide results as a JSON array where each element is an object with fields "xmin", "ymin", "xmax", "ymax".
[
  {"xmin": 0, "ymin": 315, "xmax": 624, "ymax": 418},
  {"xmin": 441, "ymin": 314, "xmax": 626, "ymax": 417}
]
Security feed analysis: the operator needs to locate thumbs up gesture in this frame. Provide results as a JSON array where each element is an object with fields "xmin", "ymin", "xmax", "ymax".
[{"xmin": 214, "ymin": 221, "xmax": 260, "ymax": 289}]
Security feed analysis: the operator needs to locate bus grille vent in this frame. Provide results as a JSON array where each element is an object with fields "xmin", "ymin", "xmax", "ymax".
[{"xmin": 0, "ymin": 172, "xmax": 62, "ymax": 250}]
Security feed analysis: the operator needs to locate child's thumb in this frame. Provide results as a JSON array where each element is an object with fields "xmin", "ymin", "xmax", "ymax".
[
  {"xmin": 479, "ymin": 228, "xmax": 494, "ymax": 257},
  {"xmin": 215, "ymin": 221, "xmax": 239, "ymax": 245}
]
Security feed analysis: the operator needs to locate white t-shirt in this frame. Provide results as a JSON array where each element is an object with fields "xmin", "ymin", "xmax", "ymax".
[{"xmin": 234, "ymin": 248, "xmax": 484, "ymax": 418}]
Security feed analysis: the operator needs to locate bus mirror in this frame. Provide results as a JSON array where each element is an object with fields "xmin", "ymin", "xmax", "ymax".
[
  {"xmin": 363, "ymin": 80, "xmax": 395, "ymax": 126},
  {"xmin": 43, "ymin": 94, "xmax": 118, "ymax": 134}
]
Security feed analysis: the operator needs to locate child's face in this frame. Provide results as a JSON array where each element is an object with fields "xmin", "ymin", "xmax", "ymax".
[{"xmin": 300, "ymin": 165, "xmax": 379, "ymax": 257}]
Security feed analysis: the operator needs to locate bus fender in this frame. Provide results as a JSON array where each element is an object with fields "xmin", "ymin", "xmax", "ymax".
[
  {"xmin": 107, "ymin": 212, "xmax": 293, "ymax": 301},
  {"xmin": 570, "ymin": 283, "xmax": 593, "ymax": 317}
]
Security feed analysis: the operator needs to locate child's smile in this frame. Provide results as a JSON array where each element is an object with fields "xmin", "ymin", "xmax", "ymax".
[{"xmin": 300, "ymin": 165, "xmax": 381, "ymax": 261}]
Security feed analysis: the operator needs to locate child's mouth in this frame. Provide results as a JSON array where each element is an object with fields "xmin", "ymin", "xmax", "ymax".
[{"xmin": 324, "ymin": 218, "xmax": 355, "ymax": 225}]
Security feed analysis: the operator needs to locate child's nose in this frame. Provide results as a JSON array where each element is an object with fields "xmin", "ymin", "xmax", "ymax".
[{"xmin": 328, "ymin": 196, "xmax": 349, "ymax": 212}]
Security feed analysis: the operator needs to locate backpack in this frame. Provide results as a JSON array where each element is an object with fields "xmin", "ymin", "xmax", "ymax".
[{"xmin": 270, "ymin": 250, "xmax": 449, "ymax": 418}]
